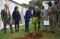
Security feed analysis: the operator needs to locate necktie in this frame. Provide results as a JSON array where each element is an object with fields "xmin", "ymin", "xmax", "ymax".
[{"xmin": 6, "ymin": 9, "xmax": 8, "ymax": 16}]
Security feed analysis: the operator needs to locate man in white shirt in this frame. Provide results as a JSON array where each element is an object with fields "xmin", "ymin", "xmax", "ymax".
[{"xmin": 1, "ymin": 4, "xmax": 13, "ymax": 34}]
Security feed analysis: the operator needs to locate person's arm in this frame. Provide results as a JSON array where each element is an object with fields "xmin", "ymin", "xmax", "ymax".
[
  {"xmin": 39, "ymin": 10, "xmax": 41, "ymax": 18},
  {"xmin": 12, "ymin": 12, "xmax": 15, "ymax": 21},
  {"xmin": 29, "ymin": 11, "xmax": 33, "ymax": 18},
  {"xmin": 33, "ymin": 10, "xmax": 35, "ymax": 17},
  {"xmin": 41, "ymin": 9, "xmax": 44, "ymax": 17},
  {"xmin": 19, "ymin": 12, "xmax": 21, "ymax": 20},
  {"xmin": 1, "ymin": 10, "xmax": 4, "ymax": 21},
  {"xmin": 9, "ymin": 11, "xmax": 11, "ymax": 20},
  {"xmin": 24, "ymin": 10, "xmax": 27, "ymax": 19},
  {"xmin": 36, "ymin": 10, "xmax": 41, "ymax": 19}
]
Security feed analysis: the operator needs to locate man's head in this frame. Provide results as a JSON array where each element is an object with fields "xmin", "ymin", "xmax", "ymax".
[
  {"xmin": 14, "ymin": 6, "xmax": 18, "ymax": 11},
  {"xmin": 35, "ymin": 6, "xmax": 39, "ymax": 11},
  {"xmin": 48, "ymin": 1, "xmax": 52, "ymax": 7},
  {"xmin": 54, "ymin": 1, "xmax": 58, "ymax": 5},
  {"xmin": 4, "ymin": 4, "xmax": 8, "ymax": 9},
  {"xmin": 29, "ymin": 6, "xmax": 32, "ymax": 10}
]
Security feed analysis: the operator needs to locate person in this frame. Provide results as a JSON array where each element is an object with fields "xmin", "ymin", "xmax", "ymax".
[
  {"xmin": 52, "ymin": 1, "xmax": 58, "ymax": 22},
  {"xmin": 24, "ymin": 7, "xmax": 33, "ymax": 32},
  {"xmin": 48, "ymin": 1, "xmax": 57, "ymax": 33},
  {"xmin": 41, "ymin": 6, "xmax": 49, "ymax": 32},
  {"xmin": 33, "ymin": 6, "xmax": 41, "ymax": 31},
  {"xmin": 1, "ymin": 4, "xmax": 13, "ymax": 34},
  {"xmin": 12, "ymin": 6, "xmax": 21, "ymax": 32}
]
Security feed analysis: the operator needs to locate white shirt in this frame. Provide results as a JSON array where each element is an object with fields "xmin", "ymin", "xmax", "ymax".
[{"xmin": 5, "ymin": 9, "xmax": 9, "ymax": 18}]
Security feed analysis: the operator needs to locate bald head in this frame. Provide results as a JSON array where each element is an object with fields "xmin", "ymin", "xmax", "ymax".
[
  {"xmin": 35, "ymin": 6, "xmax": 39, "ymax": 11},
  {"xmin": 4, "ymin": 4, "xmax": 8, "ymax": 9}
]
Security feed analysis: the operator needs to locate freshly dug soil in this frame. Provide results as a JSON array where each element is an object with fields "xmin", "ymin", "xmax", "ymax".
[{"xmin": 14, "ymin": 32, "xmax": 43, "ymax": 39}]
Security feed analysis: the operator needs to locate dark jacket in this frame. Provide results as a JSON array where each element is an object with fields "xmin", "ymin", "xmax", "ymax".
[
  {"xmin": 1, "ymin": 9, "xmax": 11, "ymax": 21},
  {"xmin": 33, "ymin": 10, "xmax": 41, "ymax": 19},
  {"xmin": 12, "ymin": 11, "xmax": 21, "ymax": 21},
  {"xmin": 24, "ymin": 10, "xmax": 33, "ymax": 20}
]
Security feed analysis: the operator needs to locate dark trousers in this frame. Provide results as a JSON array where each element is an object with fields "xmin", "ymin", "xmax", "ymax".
[
  {"xmin": 15, "ymin": 20, "xmax": 19, "ymax": 32},
  {"xmin": 49, "ymin": 17, "xmax": 56, "ymax": 32},
  {"xmin": 34, "ymin": 19, "xmax": 40, "ymax": 30},
  {"xmin": 3, "ymin": 18, "xmax": 13, "ymax": 33},
  {"xmin": 25, "ymin": 20, "xmax": 29, "ymax": 32},
  {"xmin": 50, "ymin": 20, "xmax": 56, "ymax": 32}
]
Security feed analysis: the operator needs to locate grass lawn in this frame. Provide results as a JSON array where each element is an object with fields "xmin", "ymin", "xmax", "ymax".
[{"xmin": 0, "ymin": 20, "xmax": 60, "ymax": 39}]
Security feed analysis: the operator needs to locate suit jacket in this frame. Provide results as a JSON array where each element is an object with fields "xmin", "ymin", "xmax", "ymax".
[
  {"xmin": 33, "ymin": 10, "xmax": 41, "ymax": 19},
  {"xmin": 12, "ymin": 11, "xmax": 21, "ymax": 21},
  {"xmin": 1, "ymin": 9, "xmax": 11, "ymax": 21},
  {"xmin": 24, "ymin": 10, "xmax": 33, "ymax": 20}
]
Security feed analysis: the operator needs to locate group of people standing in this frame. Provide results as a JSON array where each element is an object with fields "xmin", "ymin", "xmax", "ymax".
[
  {"xmin": 1, "ymin": 4, "xmax": 21, "ymax": 34},
  {"xmin": 41, "ymin": 1, "xmax": 57, "ymax": 33},
  {"xmin": 1, "ymin": 1, "xmax": 57, "ymax": 34},
  {"xmin": 25, "ymin": 1, "xmax": 58, "ymax": 33}
]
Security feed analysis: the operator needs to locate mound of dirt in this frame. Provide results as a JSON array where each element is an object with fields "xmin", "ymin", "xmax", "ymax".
[{"xmin": 14, "ymin": 32, "xmax": 43, "ymax": 39}]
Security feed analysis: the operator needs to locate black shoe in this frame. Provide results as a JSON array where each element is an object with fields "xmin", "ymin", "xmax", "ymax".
[
  {"xmin": 37, "ymin": 29, "xmax": 40, "ymax": 31},
  {"xmin": 15, "ymin": 30, "xmax": 17, "ymax": 32},
  {"xmin": 4, "ymin": 32, "xmax": 6, "ymax": 34},
  {"xmin": 50, "ymin": 31, "xmax": 55, "ymax": 33},
  {"xmin": 11, "ymin": 31, "xmax": 13, "ymax": 33},
  {"xmin": 25, "ymin": 30, "xmax": 29, "ymax": 32},
  {"xmin": 43, "ymin": 30, "xmax": 46, "ymax": 32}
]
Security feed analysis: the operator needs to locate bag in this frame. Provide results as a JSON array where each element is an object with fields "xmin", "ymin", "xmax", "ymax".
[{"xmin": 44, "ymin": 20, "xmax": 49, "ymax": 25}]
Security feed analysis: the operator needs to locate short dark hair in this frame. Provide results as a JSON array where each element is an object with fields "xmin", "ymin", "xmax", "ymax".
[
  {"xmin": 54, "ymin": 1, "xmax": 58, "ymax": 5},
  {"xmin": 48, "ymin": 1, "xmax": 52, "ymax": 7},
  {"xmin": 15, "ymin": 6, "xmax": 18, "ymax": 10},
  {"xmin": 41, "ymin": 6, "xmax": 44, "ymax": 9}
]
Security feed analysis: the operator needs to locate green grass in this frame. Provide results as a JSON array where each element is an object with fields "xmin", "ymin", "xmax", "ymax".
[{"xmin": 0, "ymin": 20, "xmax": 60, "ymax": 39}]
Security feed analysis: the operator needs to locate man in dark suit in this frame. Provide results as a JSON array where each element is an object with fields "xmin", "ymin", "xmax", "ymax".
[
  {"xmin": 33, "ymin": 6, "xmax": 41, "ymax": 31},
  {"xmin": 24, "ymin": 7, "xmax": 33, "ymax": 32},
  {"xmin": 12, "ymin": 6, "xmax": 21, "ymax": 32},
  {"xmin": 1, "ymin": 4, "xmax": 13, "ymax": 34}
]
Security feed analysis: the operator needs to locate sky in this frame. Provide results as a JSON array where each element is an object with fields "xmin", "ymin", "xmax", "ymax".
[{"xmin": 12, "ymin": 0, "xmax": 31, "ymax": 4}]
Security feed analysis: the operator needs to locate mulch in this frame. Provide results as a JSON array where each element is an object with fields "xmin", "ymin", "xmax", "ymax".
[{"xmin": 14, "ymin": 32, "xmax": 43, "ymax": 39}]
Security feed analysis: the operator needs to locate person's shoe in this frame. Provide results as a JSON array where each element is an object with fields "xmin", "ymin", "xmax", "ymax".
[
  {"xmin": 50, "ymin": 31, "xmax": 55, "ymax": 33},
  {"xmin": 25, "ymin": 30, "xmax": 29, "ymax": 32},
  {"xmin": 15, "ymin": 29, "xmax": 18, "ymax": 32},
  {"xmin": 16, "ymin": 30, "xmax": 19, "ymax": 32},
  {"xmin": 11, "ymin": 31, "xmax": 13, "ymax": 33},
  {"xmin": 43, "ymin": 30, "xmax": 46, "ymax": 32},
  {"xmin": 4, "ymin": 32, "xmax": 6, "ymax": 34}
]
